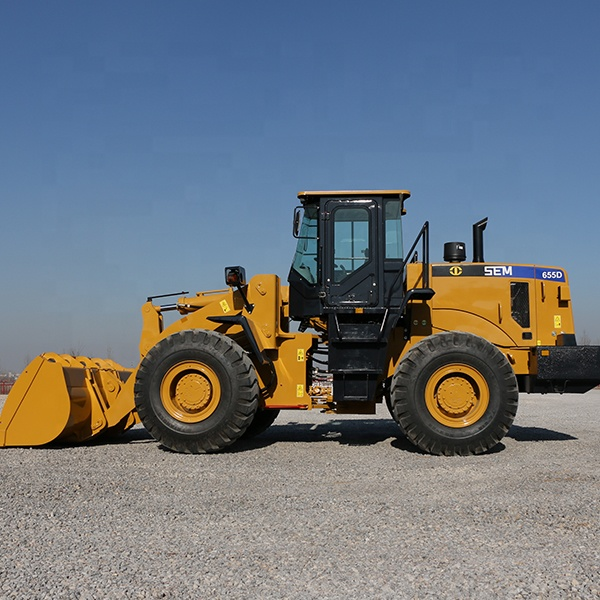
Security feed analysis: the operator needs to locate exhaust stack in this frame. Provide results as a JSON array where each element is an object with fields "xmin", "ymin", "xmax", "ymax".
[{"xmin": 472, "ymin": 218, "xmax": 488, "ymax": 263}]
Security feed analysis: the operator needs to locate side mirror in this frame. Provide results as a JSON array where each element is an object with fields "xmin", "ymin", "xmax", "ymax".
[
  {"xmin": 293, "ymin": 207, "xmax": 302, "ymax": 238},
  {"xmin": 225, "ymin": 266, "xmax": 247, "ymax": 287}
]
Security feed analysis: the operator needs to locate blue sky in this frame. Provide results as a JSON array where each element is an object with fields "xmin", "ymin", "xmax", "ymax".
[{"xmin": 1, "ymin": 1, "xmax": 599, "ymax": 372}]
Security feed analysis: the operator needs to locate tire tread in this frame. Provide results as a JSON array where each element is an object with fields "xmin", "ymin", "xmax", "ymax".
[
  {"xmin": 391, "ymin": 331, "xmax": 518, "ymax": 456},
  {"xmin": 134, "ymin": 329, "xmax": 259, "ymax": 453}
]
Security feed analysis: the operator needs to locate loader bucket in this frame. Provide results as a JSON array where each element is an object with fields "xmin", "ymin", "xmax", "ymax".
[{"xmin": 0, "ymin": 353, "xmax": 138, "ymax": 448}]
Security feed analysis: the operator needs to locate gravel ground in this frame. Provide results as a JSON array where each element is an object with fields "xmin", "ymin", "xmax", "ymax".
[{"xmin": 0, "ymin": 391, "xmax": 599, "ymax": 599}]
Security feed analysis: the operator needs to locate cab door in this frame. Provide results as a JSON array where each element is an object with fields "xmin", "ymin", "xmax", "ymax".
[{"xmin": 323, "ymin": 199, "xmax": 380, "ymax": 307}]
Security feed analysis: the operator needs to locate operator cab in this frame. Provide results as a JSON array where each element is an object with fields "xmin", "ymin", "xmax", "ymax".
[
  {"xmin": 287, "ymin": 190, "xmax": 432, "ymax": 404},
  {"xmin": 288, "ymin": 190, "xmax": 411, "ymax": 321}
]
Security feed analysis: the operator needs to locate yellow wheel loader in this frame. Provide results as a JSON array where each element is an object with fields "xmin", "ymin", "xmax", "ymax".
[{"xmin": 2, "ymin": 190, "xmax": 599, "ymax": 455}]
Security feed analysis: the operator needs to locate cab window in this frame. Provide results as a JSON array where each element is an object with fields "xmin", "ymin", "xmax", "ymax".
[
  {"xmin": 332, "ymin": 206, "xmax": 370, "ymax": 283},
  {"xmin": 385, "ymin": 200, "xmax": 403, "ymax": 259},
  {"xmin": 291, "ymin": 205, "xmax": 318, "ymax": 283}
]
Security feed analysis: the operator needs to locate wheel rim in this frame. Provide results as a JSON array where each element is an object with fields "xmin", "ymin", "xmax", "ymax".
[
  {"xmin": 425, "ymin": 364, "xmax": 489, "ymax": 428},
  {"xmin": 160, "ymin": 361, "xmax": 221, "ymax": 423}
]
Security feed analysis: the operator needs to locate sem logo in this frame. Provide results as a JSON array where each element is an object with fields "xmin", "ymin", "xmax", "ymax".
[
  {"xmin": 484, "ymin": 265, "xmax": 513, "ymax": 277},
  {"xmin": 449, "ymin": 266, "xmax": 463, "ymax": 276}
]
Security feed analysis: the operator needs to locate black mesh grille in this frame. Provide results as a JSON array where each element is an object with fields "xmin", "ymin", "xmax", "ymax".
[{"xmin": 511, "ymin": 282, "xmax": 530, "ymax": 328}]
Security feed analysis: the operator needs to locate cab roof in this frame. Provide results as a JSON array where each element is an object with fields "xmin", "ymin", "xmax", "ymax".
[{"xmin": 297, "ymin": 189, "xmax": 411, "ymax": 200}]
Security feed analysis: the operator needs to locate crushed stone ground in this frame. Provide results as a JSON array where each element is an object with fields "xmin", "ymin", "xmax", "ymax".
[{"xmin": 0, "ymin": 391, "xmax": 599, "ymax": 599}]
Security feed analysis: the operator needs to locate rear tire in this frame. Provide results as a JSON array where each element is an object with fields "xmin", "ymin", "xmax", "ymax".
[
  {"xmin": 134, "ymin": 329, "xmax": 259, "ymax": 453},
  {"xmin": 385, "ymin": 386, "xmax": 405, "ymax": 435},
  {"xmin": 390, "ymin": 331, "xmax": 518, "ymax": 456}
]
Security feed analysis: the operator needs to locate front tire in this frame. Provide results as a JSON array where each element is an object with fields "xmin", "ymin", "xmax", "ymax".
[
  {"xmin": 390, "ymin": 331, "xmax": 518, "ymax": 456},
  {"xmin": 241, "ymin": 408, "xmax": 280, "ymax": 439},
  {"xmin": 134, "ymin": 329, "xmax": 259, "ymax": 453}
]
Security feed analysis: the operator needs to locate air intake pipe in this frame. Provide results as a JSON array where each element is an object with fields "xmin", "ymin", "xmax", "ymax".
[{"xmin": 472, "ymin": 218, "xmax": 488, "ymax": 263}]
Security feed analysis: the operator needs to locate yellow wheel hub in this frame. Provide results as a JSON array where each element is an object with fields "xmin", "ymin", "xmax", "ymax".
[
  {"xmin": 160, "ymin": 361, "xmax": 221, "ymax": 423},
  {"xmin": 425, "ymin": 364, "xmax": 489, "ymax": 428}
]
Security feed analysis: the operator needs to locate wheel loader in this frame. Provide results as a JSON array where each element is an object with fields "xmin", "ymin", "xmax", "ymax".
[{"xmin": 2, "ymin": 190, "xmax": 599, "ymax": 455}]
